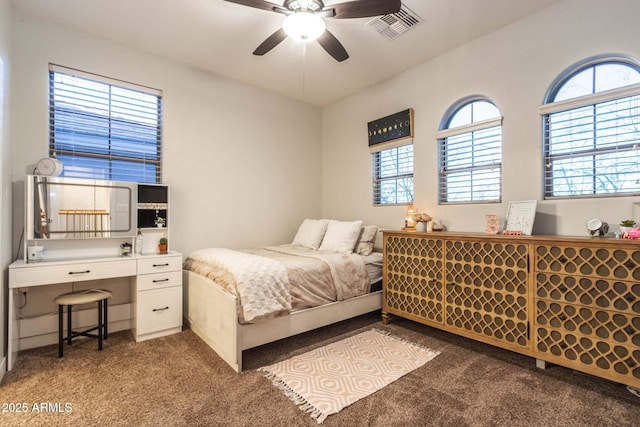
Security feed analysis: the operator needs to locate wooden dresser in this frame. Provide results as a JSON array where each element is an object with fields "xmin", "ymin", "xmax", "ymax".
[{"xmin": 382, "ymin": 230, "xmax": 640, "ymax": 388}]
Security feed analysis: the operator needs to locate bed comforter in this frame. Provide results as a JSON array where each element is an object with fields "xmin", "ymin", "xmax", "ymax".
[{"xmin": 183, "ymin": 244, "xmax": 369, "ymax": 324}]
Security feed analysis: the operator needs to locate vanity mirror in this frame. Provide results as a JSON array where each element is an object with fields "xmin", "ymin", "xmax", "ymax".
[{"xmin": 26, "ymin": 175, "xmax": 136, "ymax": 240}]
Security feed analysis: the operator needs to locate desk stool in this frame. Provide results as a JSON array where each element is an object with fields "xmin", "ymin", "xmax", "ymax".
[{"xmin": 54, "ymin": 290, "xmax": 112, "ymax": 357}]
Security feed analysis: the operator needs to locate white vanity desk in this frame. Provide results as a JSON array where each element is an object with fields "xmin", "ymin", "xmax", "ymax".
[{"xmin": 8, "ymin": 251, "xmax": 183, "ymax": 371}]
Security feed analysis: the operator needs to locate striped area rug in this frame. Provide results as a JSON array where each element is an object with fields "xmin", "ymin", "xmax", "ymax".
[{"xmin": 258, "ymin": 329, "xmax": 440, "ymax": 423}]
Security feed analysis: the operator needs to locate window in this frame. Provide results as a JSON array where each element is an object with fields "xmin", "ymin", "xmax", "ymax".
[
  {"xmin": 372, "ymin": 144, "xmax": 413, "ymax": 205},
  {"xmin": 49, "ymin": 64, "xmax": 163, "ymax": 183},
  {"xmin": 437, "ymin": 97, "xmax": 502, "ymax": 204},
  {"xmin": 541, "ymin": 55, "xmax": 640, "ymax": 198}
]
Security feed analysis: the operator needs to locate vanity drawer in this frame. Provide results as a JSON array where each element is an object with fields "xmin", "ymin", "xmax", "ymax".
[
  {"xmin": 137, "ymin": 270, "xmax": 182, "ymax": 291},
  {"xmin": 137, "ymin": 255, "xmax": 182, "ymax": 275},
  {"xmin": 10, "ymin": 259, "xmax": 137, "ymax": 287},
  {"xmin": 137, "ymin": 286, "xmax": 182, "ymax": 334}
]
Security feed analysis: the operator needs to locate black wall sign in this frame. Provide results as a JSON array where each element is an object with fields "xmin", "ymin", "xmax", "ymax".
[{"xmin": 367, "ymin": 108, "xmax": 414, "ymax": 146}]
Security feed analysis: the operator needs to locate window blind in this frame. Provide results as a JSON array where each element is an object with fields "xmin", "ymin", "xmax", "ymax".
[
  {"xmin": 372, "ymin": 144, "xmax": 414, "ymax": 205},
  {"xmin": 543, "ymin": 92, "xmax": 640, "ymax": 198},
  {"xmin": 438, "ymin": 121, "xmax": 502, "ymax": 204},
  {"xmin": 49, "ymin": 64, "xmax": 163, "ymax": 183}
]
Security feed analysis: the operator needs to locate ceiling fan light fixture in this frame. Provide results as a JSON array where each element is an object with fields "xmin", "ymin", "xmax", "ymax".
[{"xmin": 282, "ymin": 12, "xmax": 326, "ymax": 43}]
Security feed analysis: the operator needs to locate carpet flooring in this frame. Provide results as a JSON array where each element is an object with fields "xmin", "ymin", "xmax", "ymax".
[{"xmin": 1, "ymin": 311, "xmax": 639, "ymax": 426}]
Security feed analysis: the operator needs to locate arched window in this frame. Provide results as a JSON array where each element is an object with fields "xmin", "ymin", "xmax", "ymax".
[
  {"xmin": 541, "ymin": 55, "xmax": 640, "ymax": 198},
  {"xmin": 437, "ymin": 96, "xmax": 502, "ymax": 204}
]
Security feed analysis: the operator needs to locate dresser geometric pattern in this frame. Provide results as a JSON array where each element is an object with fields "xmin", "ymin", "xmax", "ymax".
[
  {"xmin": 534, "ymin": 244, "xmax": 640, "ymax": 385},
  {"xmin": 445, "ymin": 240, "xmax": 529, "ymax": 348},
  {"xmin": 383, "ymin": 231, "xmax": 640, "ymax": 389},
  {"xmin": 384, "ymin": 235, "xmax": 444, "ymax": 324}
]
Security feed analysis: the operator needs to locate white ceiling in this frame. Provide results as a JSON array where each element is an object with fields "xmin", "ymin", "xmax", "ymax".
[{"xmin": 11, "ymin": 0, "xmax": 564, "ymax": 106}]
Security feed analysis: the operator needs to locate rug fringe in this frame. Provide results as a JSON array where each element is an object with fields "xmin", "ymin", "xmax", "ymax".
[
  {"xmin": 258, "ymin": 368, "xmax": 328, "ymax": 424},
  {"xmin": 371, "ymin": 328, "xmax": 441, "ymax": 356}
]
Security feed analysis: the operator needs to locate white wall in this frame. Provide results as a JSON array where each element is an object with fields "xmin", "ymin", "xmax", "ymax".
[
  {"xmin": 322, "ymin": 0, "xmax": 640, "ymax": 236},
  {"xmin": 0, "ymin": 0, "xmax": 13, "ymax": 380},
  {"xmin": 10, "ymin": 10, "xmax": 323, "ymax": 258},
  {"xmin": 0, "ymin": 0, "xmax": 13, "ymax": 377}
]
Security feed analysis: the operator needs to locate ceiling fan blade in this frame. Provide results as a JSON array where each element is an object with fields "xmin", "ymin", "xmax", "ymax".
[
  {"xmin": 253, "ymin": 28, "xmax": 288, "ymax": 56},
  {"xmin": 223, "ymin": 0, "xmax": 281, "ymax": 13},
  {"xmin": 330, "ymin": 0, "xmax": 401, "ymax": 19},
  {"xmin": 317, "ymin": 30, "xmax": 349, "ymax": 62}
]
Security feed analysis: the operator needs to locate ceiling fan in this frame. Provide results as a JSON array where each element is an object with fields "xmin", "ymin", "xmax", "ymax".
[{"xmin": 224, "ymin": 0, "xmax": 402, "ymax": 62}]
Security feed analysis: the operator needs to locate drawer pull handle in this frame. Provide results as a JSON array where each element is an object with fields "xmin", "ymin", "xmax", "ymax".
[
  {"xmin": 153, "ymin": 278, "xmax": 170, "ymax": 283},
  {"xmin": 153, "ymin": 306, "xmax": 169, "ymax": 312},
  {"xmin": 68, "ymin": 270, "xmax": 91, "ymax": 275},
  {"xmin": 152, "ymin": 263, "xmax": 170, "ymax": 268}
]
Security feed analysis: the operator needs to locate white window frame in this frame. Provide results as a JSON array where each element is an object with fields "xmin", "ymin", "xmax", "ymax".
[
  {"xmin": 436, "ymin": 96, "xmax": 503, "ymax": 204},
  {"xmin": 540, "ymin": 55, "xmax": 640, "ymax": 199},
  {"xmin": 371, "ymin": 139, "xmax": 414, "ymax": 206}
]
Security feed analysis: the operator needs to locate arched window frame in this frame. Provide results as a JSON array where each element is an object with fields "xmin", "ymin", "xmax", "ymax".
[
  {"xmin": 540, "ymin": 54, "xmax": 640, "ymax": 199},
  {"xmin": 436, "ymin": 95, "xmax": 503, "ymax": 204}
]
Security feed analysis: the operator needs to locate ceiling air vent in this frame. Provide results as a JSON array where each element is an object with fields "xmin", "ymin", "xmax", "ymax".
[{"xmin": 366, "ymin": 4, "xmax": 423, "ymax": 40}]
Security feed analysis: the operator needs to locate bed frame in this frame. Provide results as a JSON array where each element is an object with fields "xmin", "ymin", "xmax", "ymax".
[{"xmin": 183, "ymin": 270, "xmax": 382, "ymax": 372}]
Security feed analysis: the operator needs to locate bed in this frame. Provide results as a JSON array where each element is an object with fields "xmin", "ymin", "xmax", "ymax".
[{"xmin": 183, "ymin": 219, "xmax": 383, "ymax": 372}]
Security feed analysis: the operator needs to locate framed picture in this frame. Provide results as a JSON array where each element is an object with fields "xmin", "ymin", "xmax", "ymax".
[
  {"xmin": 485, "ymin": 214, "xmax": 499, "ymax": 234},
  {"xmin": 504, "ymin": 200, "xmax": 537, "ymax": 235}
]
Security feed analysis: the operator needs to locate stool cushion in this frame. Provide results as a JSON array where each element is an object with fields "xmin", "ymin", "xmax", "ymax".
[{"xmin": 54, "ymin": 290, "xmax": 112, "ymax": 306}]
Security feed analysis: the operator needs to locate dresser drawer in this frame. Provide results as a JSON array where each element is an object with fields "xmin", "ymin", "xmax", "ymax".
[
  {"xmin": 137, "ymin": 270, "xmax": 182, "ymax": 291},
  {"xmin": 10, "ymin": 259, "xmax": 137, "ymax": 287},
  {"xmin": 137, "ymin": 286, "xmax": 182, "ymax": 334},
  {"xmin": 535, "ymin": 272, "xmax": 640, "ymax": 314},
  {"xmin": 535, "ymin": 245, "xmax": 640, "ymax": 280},
  {"xmin": 137, "ymin": 255, "xmax": 182, "ymax": 275}
]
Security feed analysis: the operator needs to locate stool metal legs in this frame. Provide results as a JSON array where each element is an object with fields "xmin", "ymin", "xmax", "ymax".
[
  {"xmin": 57, "ymin": 299, "xmax": 109, "ymax": 358},
  {"xmin": 98, "ymin": 300, "xmax": 103, "ymax": 351},
  {"xmin": 58, "ymin": 305, "xmax": 64, "ymax": 357},
  {"xmin": 67, "ymin": 305, "xmax": 73, "ymax": 345},
  {"xmin": 104, "ymin": 298, "xmax": 108, "ymax": 339}
]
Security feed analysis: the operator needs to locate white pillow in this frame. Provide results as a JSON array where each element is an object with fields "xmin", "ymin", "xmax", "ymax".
[
  {"xmin": 318, "ymin": 220, "xmax": 363, "ymax": 253},
  {"xmin": 292, "ymin": 219, "xmax": 329, "ymax": 250}
]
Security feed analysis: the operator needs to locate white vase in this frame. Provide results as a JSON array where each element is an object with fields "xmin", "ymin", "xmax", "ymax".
[{"xmin": 416, "ymin": 222, "xmax": 427, "ymax": 232}]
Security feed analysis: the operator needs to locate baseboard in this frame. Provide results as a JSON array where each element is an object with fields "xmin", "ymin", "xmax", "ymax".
[
  {"xmin": 18, "ymin": 303, "xmax": 132, "ymax": 351},
  {"xmin": 0, "ymin": 356, "xmax": 6, "ymax": 381}
]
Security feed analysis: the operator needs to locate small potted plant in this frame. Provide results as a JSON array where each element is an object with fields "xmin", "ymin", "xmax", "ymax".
[
  {"xmin": 154, "ymin": 216, "xmax": 166, "ymax": 228},
  {"xmin": 619, "ymin": 219, "xmax": 637, "ymax": 238},
  {"xmin": 413, "ymin": 213, "xmax": 432, "ymax": 232},
  {"xmin": 620, "ymin": 219, "xmax": 636, "ymax": 231},
  {"xmin": 158, "ymin": 237, "xmax": 168, "ymax": 254}
]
